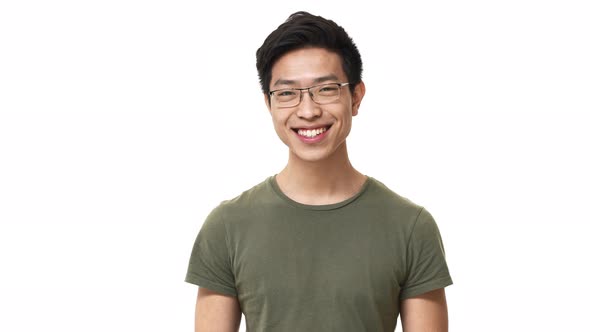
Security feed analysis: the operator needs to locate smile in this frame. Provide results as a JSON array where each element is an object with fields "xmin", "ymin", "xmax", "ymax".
[{"xmin": 292, "ymin": 125, "xmax": 331, "ymax": 138}]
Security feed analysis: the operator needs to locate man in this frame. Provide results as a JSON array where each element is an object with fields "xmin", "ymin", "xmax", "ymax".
[{"xmin": 185, "ymin": 11, "xmax": 453, "ymax": 331}]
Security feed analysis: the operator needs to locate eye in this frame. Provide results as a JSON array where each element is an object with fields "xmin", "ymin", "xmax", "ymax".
[
  {"xmin": 317, "ymin": 84, "xmax": 339, "ymax": 95},
  {"xmin": 276, "ymin": 90, "xmax": 296, "ymax": 97},
  {"xmin": 319, "ymin": 86, "xmax": 338, "ymax": 92}
]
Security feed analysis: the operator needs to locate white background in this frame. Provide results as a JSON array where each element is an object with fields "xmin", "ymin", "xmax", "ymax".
[{"xmin": 1, "ymin": 0, "xmax": 589, "ymax": 331}]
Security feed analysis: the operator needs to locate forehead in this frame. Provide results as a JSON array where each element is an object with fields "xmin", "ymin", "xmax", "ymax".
[{"xmin": 270, "ymin": 47, "xmax": 346, "ymax": 87}]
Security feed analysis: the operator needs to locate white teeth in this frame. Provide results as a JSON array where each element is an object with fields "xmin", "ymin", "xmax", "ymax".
[{"xmin": 297, "ymin": 127, "xmax": 328, "ymax": 138}]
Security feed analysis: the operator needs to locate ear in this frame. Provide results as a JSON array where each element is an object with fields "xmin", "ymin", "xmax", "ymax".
[
  {"xmin": 264, "ymin": 93, "xmax": 271, "ymax": 112},
  {"xmin": 351, "ymin": 81, "xmax": 365, "ymax": 116}
]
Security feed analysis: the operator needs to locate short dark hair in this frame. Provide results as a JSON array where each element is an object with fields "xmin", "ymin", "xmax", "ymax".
[{"xmin": 256, "ymin": 11, "xmax": 363, "ymax": 95}]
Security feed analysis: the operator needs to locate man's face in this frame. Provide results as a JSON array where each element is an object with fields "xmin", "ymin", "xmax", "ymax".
[{"xmin": 265, "ymin": 47, "xmax": 365, "ymax": 163}]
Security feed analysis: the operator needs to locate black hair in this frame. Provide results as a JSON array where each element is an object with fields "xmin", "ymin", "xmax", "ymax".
[{"xmin": 256, "ymin": 11, "xmax": 363, "ymax": 95}]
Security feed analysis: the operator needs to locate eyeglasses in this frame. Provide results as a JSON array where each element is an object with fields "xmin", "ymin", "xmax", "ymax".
[{"xmin": 269, "ymin": 82, "xmax": 350, "ymax": 108}]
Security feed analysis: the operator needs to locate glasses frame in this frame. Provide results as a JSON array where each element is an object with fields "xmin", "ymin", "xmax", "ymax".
[{"xmin": 269, "ymin": 82, "xmax": 350, "ymax": 108}]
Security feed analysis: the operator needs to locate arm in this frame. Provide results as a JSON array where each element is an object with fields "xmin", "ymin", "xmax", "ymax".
[
  {"xmin": 400, "ymin": 288, "xmax": 449, "ymax": 332},
  {"xmin": 194, "ymin": 287, "xmax": 242, "ymax": 332}
]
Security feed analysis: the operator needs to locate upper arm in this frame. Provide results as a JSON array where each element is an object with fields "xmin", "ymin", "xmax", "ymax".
[
  {"xmin": 400, "ymin": 288, "xmax": 449, "ymax": 332},
  {"xmin": 195, "ymin": 287, "xmax": 242, "ymax": 332}
]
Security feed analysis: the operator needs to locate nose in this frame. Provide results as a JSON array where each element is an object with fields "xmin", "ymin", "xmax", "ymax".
[{"xmin": 296, "ymin": 90, "xmax": 322, "ymax": 120}]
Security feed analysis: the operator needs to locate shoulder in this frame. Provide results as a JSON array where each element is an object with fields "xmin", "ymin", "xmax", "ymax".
[
  {"xmin": 364, "ymin": 177, "xmax": 424, "ymax": 217},
  {"xmin": 198, "ymin": 177, "xmax": 273, "ymax": 234},
  {"xmin": 209, "ymin": 176, "xmax": 276, "ymax": 219},
  {"xmin": 366, "ymin": 179, "xmax": 445, "ymax": 249}
]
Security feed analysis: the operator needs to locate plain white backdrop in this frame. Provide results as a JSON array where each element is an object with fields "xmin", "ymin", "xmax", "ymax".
[{"xmin": 1, "ymin": 0, "xmax": 589, "ymax": 331}]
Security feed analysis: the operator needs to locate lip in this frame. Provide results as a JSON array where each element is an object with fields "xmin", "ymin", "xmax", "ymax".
[
  {"xmin": 291, "ymin": 124, "xmax": 332, "ymax": 130},
  {"xmin": 292, "ymin": 125, "xmax": 332, "ymax": 144}
]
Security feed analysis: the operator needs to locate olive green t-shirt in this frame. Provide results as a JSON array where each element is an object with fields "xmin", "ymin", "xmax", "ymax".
[{"xmin": 185, "ymin": 175, "xmax": 452, "ymax": 331}]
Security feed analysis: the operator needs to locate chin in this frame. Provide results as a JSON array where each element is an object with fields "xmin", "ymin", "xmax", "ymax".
[{"xmin": 290, "ymin": 148, "xmax": 333, "ymax": 163}]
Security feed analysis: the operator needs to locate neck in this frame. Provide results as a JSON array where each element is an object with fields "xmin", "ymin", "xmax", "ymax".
[{"xmin": 276, "ymin": 142, "xmax": 366, "ymax": 205}]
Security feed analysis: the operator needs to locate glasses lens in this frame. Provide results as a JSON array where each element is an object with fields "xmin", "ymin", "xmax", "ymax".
[
  {"xmin": 312, "ymin": 84, "xmax": 340, "ymax": 104},
  {"xmin": 273, "ymin": 89, "xmax": 300, "ymax": 107}
]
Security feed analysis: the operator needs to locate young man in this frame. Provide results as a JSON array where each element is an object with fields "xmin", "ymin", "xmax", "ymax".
[{"xmin": 185, "ymin": 11, "xmax": 453, "ymax": 331}]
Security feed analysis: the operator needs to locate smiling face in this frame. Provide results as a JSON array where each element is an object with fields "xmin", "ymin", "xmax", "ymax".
[{"xmin": 265, "ymin": 47, "xmax": 365, "ymax": 163}]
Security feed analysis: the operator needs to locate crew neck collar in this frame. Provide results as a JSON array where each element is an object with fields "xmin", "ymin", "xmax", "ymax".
[{"xmin": 268, "ymin": 174, "xmax": 372, "ymax": 211}]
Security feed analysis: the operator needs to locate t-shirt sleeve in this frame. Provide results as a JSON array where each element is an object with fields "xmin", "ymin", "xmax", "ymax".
[
  {"xmin": 185, "ymin": 205, "xmax": 238, "ymax": 297},
  {"xmin": 400, "ymin": 207, "xmax": 453, "ymax": 300}
]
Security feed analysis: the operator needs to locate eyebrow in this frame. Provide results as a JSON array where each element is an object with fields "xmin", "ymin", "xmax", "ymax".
[{"xmin": 272, "ymin": 74, "xmax": 340, "ymax": 88}]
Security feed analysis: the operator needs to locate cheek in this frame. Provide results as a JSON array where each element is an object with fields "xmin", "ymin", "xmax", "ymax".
[
  {"xmin": 270, "ymin": 112, "xmax": 290, "ymax": 135},
  {"xmin": 339, "ymin": 111, "xmax": 354, "ymax": 135},
  {"xmin": 342, "ymin": 119, "xmax": 353, "ymax": 136},
  {"xmin": 271, "ymin": 111, "xmax": 286, "ymax": 125}
]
